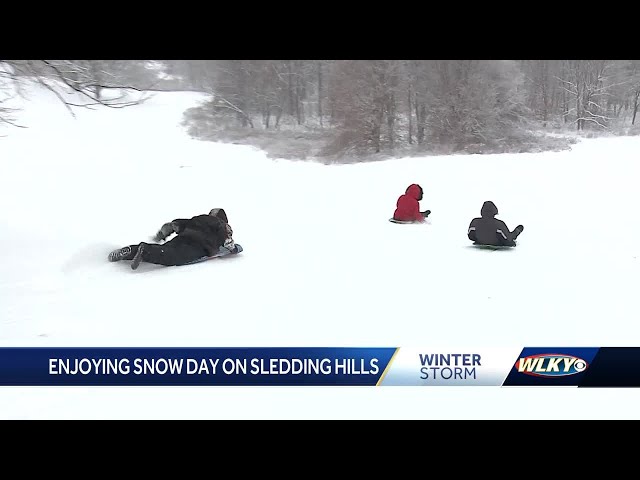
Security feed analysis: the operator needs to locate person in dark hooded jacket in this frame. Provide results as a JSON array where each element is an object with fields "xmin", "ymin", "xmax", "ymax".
[
  {"xmin": 467, "ymin": 201, "xmax": 524, "ymax": 247},
  {"xmin": 393, "ymin": 184, "xmax": 431, "ymax": 222},
  {"xmin": 108, "ymin": 208, "xmax": 238, "ymax": 270}
]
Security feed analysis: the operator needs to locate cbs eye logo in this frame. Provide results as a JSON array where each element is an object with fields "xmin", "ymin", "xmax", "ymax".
[{"xmin": 572, "ymin": 358, "xmax": 588, "ymax": 373}]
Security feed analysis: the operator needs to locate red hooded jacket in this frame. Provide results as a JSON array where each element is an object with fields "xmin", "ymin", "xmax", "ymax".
[{"xmin": 393, "ymin": 184, "xmax": 425, "ymax": 222}]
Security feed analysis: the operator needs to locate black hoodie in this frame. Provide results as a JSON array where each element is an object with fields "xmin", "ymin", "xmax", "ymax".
[
  {"xmin": 170, "ymin": 214, "xmax": 229, "ymax": 256},
  {"xmin": 467, "ymin": 201, "xmax": 517, "ymax": 247}
]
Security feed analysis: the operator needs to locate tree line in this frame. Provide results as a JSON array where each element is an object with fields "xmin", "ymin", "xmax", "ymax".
[
  {"xmin": 2, "ymin": 60, "xmax": 639, "ymax": 156},
  {"xmin": 164, "ymin": 60, "xmax": 640, "ymax": 155}
]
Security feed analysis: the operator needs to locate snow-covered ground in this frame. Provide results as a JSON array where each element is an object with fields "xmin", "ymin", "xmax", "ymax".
[{"xmin": 1, "ymin": 79, "xmax": 640, "ymax": 419}]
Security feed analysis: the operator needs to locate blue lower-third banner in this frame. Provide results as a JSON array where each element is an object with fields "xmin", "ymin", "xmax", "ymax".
[{"xmin": 1, "ymin": 347, "xmax": 640, "ymax": 386}]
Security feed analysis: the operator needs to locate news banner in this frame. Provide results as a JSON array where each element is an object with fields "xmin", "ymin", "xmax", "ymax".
[{"xmin": 0, "ymin": 347, "xmax": 639, "ymax": 386}]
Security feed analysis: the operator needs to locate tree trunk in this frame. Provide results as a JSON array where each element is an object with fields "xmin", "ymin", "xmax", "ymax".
[
  {"xmin": 295, "ymin": 72, "xmax": 302, "ymax": 125},
  {"xmin": 287, "ymin": 61, "xmax": 294, "ymax": 116},
  {"xmin": 541, "ymin": 80, "xmax": 548, "ymax": 122},
  {"xmin": 275, "ymin": 107, "xmax": 282, "ymax": 129},
  {"xmin": 561, "ymin": 62, "xmax": 569, "ymax": 124},
  {"xmin": 407, "ymin": 84, "xmax": 412, "ymax": 144},
  {"xmin": 372, "ymin": 106, "xmax": 384, "ymax": 153},
  {"xmin": 317, "ymin": 61, "xmax": 323, "ymax": 128},
  {"xmin": 387, "ymin": 93, "xmax": 395, "ymax": 149},
  {"xmin": 416, "ymin": 99, "xmax": 425, "ymax": 144},
  {"xmin": 576, "ymin": 82, "xmax": 583, "ymax": 131}
]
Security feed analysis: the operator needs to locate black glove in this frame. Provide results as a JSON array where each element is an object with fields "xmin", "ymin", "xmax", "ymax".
[
  {"xmin": 154, "ymin": 222, "xmax": 178, "ymax": 242},
  {"xmin": 421, "ymin": 210, "xmax": 431, "ymax": 218}
]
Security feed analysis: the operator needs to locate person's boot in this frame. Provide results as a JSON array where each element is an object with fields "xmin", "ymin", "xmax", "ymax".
[
  {"xmin": 131, "ymin": 243, "xmax": 146, "ymax": 270},
  {"xmin": 108, "ymin": 245, "xmax": 135, "ymax": 262},
  {"xmin": 422, "ymin": 210, "xmax": 431, "ymax": 218},
  {"xmin": 512, "ymin": 225, "xmax": 524, "ymax": 240}
]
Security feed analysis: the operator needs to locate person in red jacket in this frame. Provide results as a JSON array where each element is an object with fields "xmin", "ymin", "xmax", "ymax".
[{"xmin": 393, "ymin": 184, "xmax": 431, "ymax": 222}]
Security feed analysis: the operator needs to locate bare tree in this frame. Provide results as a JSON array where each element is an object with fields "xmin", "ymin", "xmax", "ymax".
[
  {"xmin": 627, "ymin": 60, "xmax": 640, "ymax": 126},
  {"xmin": 556, "ymin": 60, "xmax": 616, "ymax": 130},
  {"xmin": 400, "ymin": 60, "xmax": 432, "ymax": 145},
  {"xmin": 0, "ymin": 60, "xmax": 153, "ymax": 124},
  {"xmin": 420, "ymin": 60, "xmax": 529, "ymax": 150},
  {"xmin": 520, "ymin": 60, "xmax": 562, "ymax": 125},
  {"xmin": 0, "ymin": 63, "xmax": 26, "ymax": 129},
  {"xmin": 317, "ymin": 61, "xmax": 324, "ymax": 128},
  {"xmin": 324, "ymin": 60, "xmax": 400, "ymax": 155},
  {"xmin": 206, "ymin": 60, "xmax": 256, "ymax": 128}
]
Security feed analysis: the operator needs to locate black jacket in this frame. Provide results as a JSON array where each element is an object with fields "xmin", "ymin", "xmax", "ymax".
[
  {"xmin": 467, "ymin": 201, "xmax": 517, "ymax": 247},
  {"xmin": 170, "ymin": 214, "xmax": 228, "ymax": 256}
]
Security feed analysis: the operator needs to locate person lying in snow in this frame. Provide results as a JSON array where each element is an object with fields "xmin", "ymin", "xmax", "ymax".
[
  {"xmin": 108, "ymin": 208, "xmax": 239, "ymax": 270},
  {"xmin": 393, "ymin": 184, "xmax": 431, "ymax": 222},
  {"xmin": 467, "ymin": 201, "xmax": 524, "ymax": 247}
]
